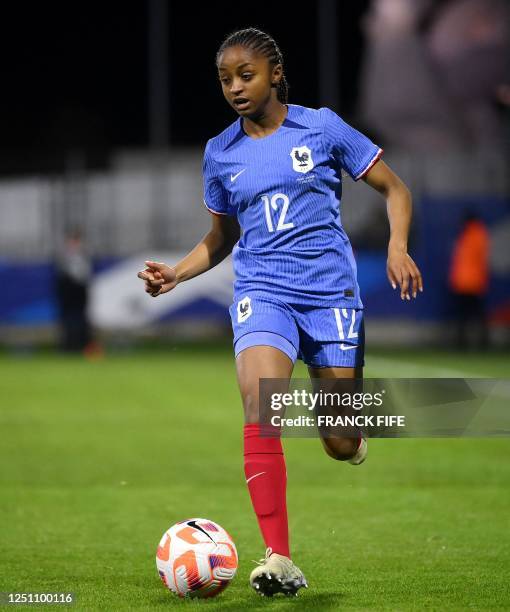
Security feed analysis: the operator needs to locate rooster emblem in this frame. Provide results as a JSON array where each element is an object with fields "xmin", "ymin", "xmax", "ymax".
[
  {"xmin": 237, "ymin": 296, "xmax": 252, "ymax": 322},
  {"xmin": 294, "ymin": 150, "xmax": 309, "ymax": 166},
  {"xmin": 290, "ymin": 146, "xmax": 314, "ymax": 173}
]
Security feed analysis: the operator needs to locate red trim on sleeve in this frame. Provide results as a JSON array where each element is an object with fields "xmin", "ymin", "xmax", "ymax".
[
  {"xmin": 355, "ymin": 148, "xmax": 384, "ymax": 181},
  {"xmin": 203, "ymin": 200, "xmax": 228, "ymax": 216}
]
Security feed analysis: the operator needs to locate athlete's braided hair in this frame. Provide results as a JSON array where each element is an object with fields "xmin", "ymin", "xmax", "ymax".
[{"xmin": 216, "ymin": 28, "xmax": 289, "ymax": 104}]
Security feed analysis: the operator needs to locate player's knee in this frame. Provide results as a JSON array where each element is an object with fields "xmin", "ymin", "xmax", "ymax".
[{"xmin": 322, "ymin": 437, "xmax": 358, "ymax": 461}]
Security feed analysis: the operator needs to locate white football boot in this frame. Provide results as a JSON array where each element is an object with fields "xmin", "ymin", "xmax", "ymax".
[
  {"xmin": 348, "ymin": 436, "xmax": 367, "ymax": 465},
  {"xmin": 250, "ymin": 548, "xmax": 308, "ymax": 597}
]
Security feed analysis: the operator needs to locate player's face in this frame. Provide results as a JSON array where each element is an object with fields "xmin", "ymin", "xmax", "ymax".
[{"xmin": 217, "ymin": 45, "xmax": 281, "ymax": 118}]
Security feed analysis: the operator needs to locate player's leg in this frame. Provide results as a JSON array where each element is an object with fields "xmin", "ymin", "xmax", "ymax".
[
  {"xmin": 230, "ymin": 293, "xmax": 308, "ymax": 595},
  {"xmin": 230, "ymin": 296, "xmax": 299, "ymax": 565},
  {"xmin": 236, "ymin": 343, "xmax": 293, "ymax": 571},
  {"xmin": 297, "ymin": 306, "xmax": 366, "ymax": 463},
  {"xmin": 308, "ymin": 365, "xmax": 366, "ymax": 462},
  {"xmin": 235, "ymin": 343, "xmax": 307, "ymax": 595},
  {"xmin": 236, "ymin": 346, "xmax": 291, "ymax": 541},
  {"xmin": 236, "ymin": 343, "xmax": 294, "ymax": 424}
]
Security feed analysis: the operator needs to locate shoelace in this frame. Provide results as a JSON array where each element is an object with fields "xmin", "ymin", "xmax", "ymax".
[{"xmin": 252, "ymin": 547, "xmax": 273, "ymax": 565}]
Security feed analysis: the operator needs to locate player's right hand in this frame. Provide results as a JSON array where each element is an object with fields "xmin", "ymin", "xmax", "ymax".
[{"xmin": 137, "ymin": 261, "xmax": 177, "ymax": 297}]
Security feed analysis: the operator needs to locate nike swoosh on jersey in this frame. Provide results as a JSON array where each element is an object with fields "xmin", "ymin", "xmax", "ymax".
[
  {"xmin": 230, "ymin": 169, "xmax": 246, "ymax": 182},
  {"xmin": 246, "ymin": 471, "xmax": 266, "ymax": 484},
  {"xmin": 340, "ymin": 344, "xmax": 358, "ymax": 351}
]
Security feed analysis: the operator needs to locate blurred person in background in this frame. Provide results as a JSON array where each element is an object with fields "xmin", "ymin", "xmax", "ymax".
[
  {"xmin": 55, "ymin": 229, "xmax": 92, "ymax": 353},
  {"xmin": 448, "ymin": 213, "xmax": 490, "ymax": 349},
  {"xmin": 360, "ymin": 0, "xmax": 510, "ymax": 152}
]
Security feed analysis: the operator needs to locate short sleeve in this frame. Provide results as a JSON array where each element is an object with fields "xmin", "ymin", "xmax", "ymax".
[
  {"xmin": 203, "ymin": 141, "xmax": 231, "ymax": 215},
  {"xmin": 321, "ymin": 107, "xmax": 383, "ymax": 181}
]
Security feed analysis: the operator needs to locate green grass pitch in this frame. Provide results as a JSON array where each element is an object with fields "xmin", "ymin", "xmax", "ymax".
[{"xmin": 0, "ymin": 344, "xmax": 509, "ymax": 610}]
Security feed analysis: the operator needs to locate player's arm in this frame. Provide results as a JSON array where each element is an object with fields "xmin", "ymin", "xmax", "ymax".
[
  {"xmin": 362, "ymin": 160, "xmax": 423, "ymax": 300},
  {"xmin": 137, "ymin": 213, "xmax": 240, "ymax": 297}
]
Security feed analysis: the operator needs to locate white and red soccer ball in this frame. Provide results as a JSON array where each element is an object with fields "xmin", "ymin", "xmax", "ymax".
[{"xmin": 156, "ymin": 518, "xmax": 238, "ymax": 598}]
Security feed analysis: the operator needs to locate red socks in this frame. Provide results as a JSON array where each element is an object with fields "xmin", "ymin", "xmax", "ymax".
[{"xmin": 243, "ymin": 423, "xmax": 290, "ymax": 558}]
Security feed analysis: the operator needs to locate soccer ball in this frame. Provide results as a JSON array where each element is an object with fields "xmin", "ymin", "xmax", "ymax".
[{"xmin": 156, "ymin": 518, "xmax": 238, "ymax": 598}]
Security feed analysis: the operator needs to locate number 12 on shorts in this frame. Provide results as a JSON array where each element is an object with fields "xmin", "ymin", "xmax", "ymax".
[{"xmin": 333, "ymin": 308, "xmax": 358, "ymax": 344}]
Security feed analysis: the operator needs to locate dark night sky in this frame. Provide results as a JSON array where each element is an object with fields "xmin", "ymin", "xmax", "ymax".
[{"xmin": 0, "ymin": 1, "xmax": 370, "ymax": 174}]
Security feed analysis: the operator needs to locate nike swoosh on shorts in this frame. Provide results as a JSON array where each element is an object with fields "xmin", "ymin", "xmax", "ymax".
[{"xmin": 340, "ymin": 344, "xmax": 358, "ymax": 351}]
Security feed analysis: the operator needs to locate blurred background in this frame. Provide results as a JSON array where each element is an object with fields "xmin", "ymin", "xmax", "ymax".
[
  {"xmin": 2, "ymin": 4, "xmax": 509, "ymax": 607},
  {"xmin": 1, "ymin": 0, "xmax": 509, "ymax": 354}
]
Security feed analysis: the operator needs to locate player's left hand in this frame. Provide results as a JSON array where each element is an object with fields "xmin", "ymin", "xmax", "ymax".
[{"xmin": 387, "ymin": 248, "xmax": 423, "ymax": 300}]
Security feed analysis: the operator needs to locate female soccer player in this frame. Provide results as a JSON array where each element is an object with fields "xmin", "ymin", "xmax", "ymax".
[{"xmin": 138, "ymin": 28, "xmax": 423, "ymax": 597}]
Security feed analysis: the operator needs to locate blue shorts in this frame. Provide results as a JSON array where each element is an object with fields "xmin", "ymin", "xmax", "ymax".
[{"xmin": 229, "ymin": 294, "xmax": 365, "ymax": 368}]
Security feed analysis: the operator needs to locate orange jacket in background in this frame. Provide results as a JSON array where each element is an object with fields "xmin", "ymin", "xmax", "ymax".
[{"xmin": 449, "ymin": 220, "xmax": 489, "ymax": 295}]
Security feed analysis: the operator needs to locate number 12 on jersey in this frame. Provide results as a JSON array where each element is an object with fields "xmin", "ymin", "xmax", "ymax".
[{"xmin": 261, "ymin": 193, "xmax": 294, "ymax": 232}]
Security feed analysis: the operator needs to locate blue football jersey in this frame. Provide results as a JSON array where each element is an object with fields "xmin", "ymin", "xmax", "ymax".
[{"xmin": 203, "ymin": 104, "xmax": 382, "ymax": 307}]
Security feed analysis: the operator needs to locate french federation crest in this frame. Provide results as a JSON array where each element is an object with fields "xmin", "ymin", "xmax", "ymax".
[
  {"xmin": 237, "ymin": 296, "xmax": 252, "ymax": 323},
  {"xmin": 290, "ymin": 146, "xmax": 314, "ymax": 174}
]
